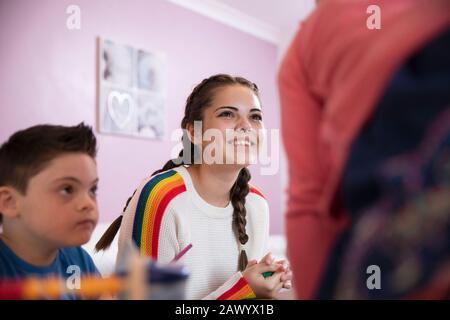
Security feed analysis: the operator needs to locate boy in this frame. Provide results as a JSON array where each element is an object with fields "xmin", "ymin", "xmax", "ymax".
[{"xmin": 0, "ymin": 123, "xmax": 100, "ymax": 299}]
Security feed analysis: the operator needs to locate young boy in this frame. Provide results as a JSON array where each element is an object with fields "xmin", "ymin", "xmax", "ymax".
[{"xmin": 0, "ymin": 123, "xmax": 100, "ymax": 299}]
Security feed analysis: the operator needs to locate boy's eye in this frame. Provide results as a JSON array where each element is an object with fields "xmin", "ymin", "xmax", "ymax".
[
  {"xmin": 251, "ymin": 114, "xmax": 263, "ymax": 121},
  {"xmin": 60, "ymin": 185, "xmax": 74, "ymax": 195},
  {"xmin": 218, "ymin": 111, "xmax": 234, "ymax": 118},
  {"xmin": 90, "ymin": 186, "xmax": 98, "ymax": 197}
]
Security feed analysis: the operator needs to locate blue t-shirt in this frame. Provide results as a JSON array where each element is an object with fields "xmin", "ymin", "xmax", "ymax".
[{"xmin": 0, "ymin": 238, "xmax": 100, "ymax": 299}]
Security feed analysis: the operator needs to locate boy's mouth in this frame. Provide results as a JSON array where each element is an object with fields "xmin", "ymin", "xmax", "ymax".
[{"xmin": 76, "ymin": 219, "xmax": 96, "ymax": 229}]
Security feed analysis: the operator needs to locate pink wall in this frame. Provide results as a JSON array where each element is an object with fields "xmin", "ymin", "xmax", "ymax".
[{"xmin": 0, "ymin": 0, "xmax": 283, "ymax": 234}]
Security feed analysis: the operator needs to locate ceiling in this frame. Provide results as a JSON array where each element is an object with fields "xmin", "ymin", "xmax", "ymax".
[{"xmin": 216, "ymin": 0, "xmax": 316, "ymax": 31}]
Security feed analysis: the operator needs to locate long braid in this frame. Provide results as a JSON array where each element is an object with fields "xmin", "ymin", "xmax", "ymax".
[{"xmin": 230, "ymin": 168, "xmax": 251, "ymax": 271}]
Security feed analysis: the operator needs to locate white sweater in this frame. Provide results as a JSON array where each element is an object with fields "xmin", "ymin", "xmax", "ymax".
[{"xmin": 117, "ymin": 166, "xmax": 269, "ymax": 300}]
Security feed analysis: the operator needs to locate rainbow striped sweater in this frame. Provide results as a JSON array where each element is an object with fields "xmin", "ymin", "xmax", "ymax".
[{"xmin": 117, "ymin": 166, "xmax": 269, "ymax": 300}]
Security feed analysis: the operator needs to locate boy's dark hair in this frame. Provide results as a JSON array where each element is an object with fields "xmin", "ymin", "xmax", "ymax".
[{"xmin": 0, "ymin": 122, "xmax": 97, "ymax": 194}]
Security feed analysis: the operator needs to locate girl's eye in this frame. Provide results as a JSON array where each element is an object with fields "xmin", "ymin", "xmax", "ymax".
[
  {"xmin": 219, "ymin": 111, "xmax": 234, "ymax": 118},
  {"xmin": 251, "ymin": 114, "xmax": 263, "ymax": 121}
]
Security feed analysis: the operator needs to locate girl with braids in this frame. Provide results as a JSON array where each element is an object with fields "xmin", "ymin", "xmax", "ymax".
[{"xmin": 96, "ymin": 74, "xmax": 292, "ymax": 299}]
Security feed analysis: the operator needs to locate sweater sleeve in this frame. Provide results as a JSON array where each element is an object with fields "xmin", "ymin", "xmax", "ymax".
[
  {"xmin": 278, "ymin": 25, "xmax": 336, "ymax": 299},
  {"xmin": 202, "ymin": 272, "xmax": 256, "ymax": 300},
  {"xmin": 117, "ymin": 171, "xmax": 186, "ymax": 264}
]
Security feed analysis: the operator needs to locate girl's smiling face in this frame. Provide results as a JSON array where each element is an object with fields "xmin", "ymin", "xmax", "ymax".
[{"xmin": 191, "ymin": 84, "xmax": 264, "ymax": 167}]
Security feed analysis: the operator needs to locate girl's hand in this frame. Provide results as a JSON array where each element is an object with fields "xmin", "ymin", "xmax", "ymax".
[
  {"xmin": 274, "ymin": 259, "xmax": 292, "ymax": 290},
  {"xmin": 259, "ymin": 253, "xmax": 292, "ymax": 290},
  {"xmin": 242, "ymin": 257, "xmax": 284, "ymax": 299}
]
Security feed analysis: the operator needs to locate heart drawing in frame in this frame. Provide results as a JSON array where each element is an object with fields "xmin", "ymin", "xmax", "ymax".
[{"xmin": 107, "ymin": 91, "xmax": 135, "ymax": 129}]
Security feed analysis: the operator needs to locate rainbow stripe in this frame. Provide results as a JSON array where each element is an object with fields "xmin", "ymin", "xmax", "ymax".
[
  {"xmin": 217, "ymin": 277, "xmax": 256, "ymax": 300},
  {"xmin": 132, "ymin": 170, "xmax": 186, "ymax": 259},
  {"xmin": 249, "ymin": 185, "xmax": 265, "ymax": 199}
]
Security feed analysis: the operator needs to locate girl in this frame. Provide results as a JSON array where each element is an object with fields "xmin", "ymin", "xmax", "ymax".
[{"xmin": 96, "ymin": 74, "xmax": 291, "ymax": 300}]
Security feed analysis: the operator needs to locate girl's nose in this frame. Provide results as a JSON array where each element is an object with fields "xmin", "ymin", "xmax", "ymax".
[{"xmin": 236, "ymin": 117, "xmax": 253, "ymax": 132}]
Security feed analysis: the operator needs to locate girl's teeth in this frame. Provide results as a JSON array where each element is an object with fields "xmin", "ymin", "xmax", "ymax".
[{"xmin": 227, "ymin": 140, "xmax": 255, "ymax": 146}]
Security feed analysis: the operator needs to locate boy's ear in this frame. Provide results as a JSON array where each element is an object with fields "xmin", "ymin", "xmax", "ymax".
[{"xmin": 0, "ymin": 186, "xmax": 21, "ymax": 219}]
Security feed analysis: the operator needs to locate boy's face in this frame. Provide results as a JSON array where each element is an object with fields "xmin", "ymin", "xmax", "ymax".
[{"xmin": 17, "ymin": 153, "xmax": 99, "ymax": 248}]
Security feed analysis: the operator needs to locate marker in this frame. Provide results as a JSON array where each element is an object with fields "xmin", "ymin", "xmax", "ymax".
[
  {"xmin": 262, "ymin": 271, "xmax": 274, "ymax": 278},
  {"xmin": 171, "ymin": 243, "xmax": 193, "ymax": 263}
]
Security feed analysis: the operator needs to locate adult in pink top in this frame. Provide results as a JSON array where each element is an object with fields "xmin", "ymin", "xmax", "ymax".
[{"xmin": 278, "ymin": 0, "xmax": 450, "ymax": 299}]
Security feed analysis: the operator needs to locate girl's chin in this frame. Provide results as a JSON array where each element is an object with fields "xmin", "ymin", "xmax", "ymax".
[{"xmin": 223, "ymin": 158, "xmax": 257, "ymax": 167}]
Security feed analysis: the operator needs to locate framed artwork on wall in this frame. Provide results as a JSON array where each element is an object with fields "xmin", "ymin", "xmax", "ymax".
[{"xmin": 97, "ymin": 38, "xmax": 166, "ymax": 140}]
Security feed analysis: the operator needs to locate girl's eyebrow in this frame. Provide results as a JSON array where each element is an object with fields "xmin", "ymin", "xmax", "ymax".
[
  {"xmin": 215, "ymin": 106, "xmax": 263, "ymax": 113},
  {"xmin": 215, "ymin": 106, "xmax": 238, "ymax": 112}
]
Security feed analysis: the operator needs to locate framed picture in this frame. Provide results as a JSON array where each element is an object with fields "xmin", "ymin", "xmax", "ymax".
[{"xmin": 97, "ymin": 38, "xmax": 166, "ymax": 140}]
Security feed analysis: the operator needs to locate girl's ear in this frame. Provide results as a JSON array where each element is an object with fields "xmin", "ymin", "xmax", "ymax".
[
  {"xmin": 186, "ymin": 123, "xmax": 201, "ymax": 146},
  {"xmin": 0, "ymin": 187, "xmax": 22, "ymax": 219}
]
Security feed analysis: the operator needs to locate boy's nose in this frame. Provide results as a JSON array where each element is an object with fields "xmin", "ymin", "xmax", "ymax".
[{"xmin": 78, "ymin": 193, "xmax": 97, "ymax": 212}]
